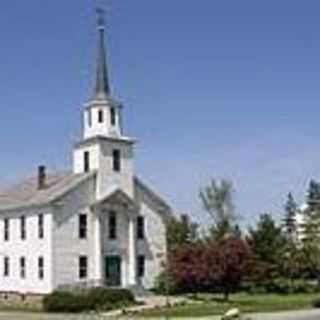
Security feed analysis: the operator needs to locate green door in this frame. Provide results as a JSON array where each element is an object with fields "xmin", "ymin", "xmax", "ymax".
[{"xmin": 105, "ymin": 256, "xmax": 121, "ymax": 287}]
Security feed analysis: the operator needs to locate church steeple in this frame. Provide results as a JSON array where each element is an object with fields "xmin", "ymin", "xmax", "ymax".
[
  {"xmin": 73, "ymin": 9, "xmax": 135, "ymax": 198},
  {"xmin": 81, "ymin": 8, "xmax": 125, "ymax": 140},
  {"xmin": 94, "ymin": 8, "xmax": 110, "ymax": 100}
]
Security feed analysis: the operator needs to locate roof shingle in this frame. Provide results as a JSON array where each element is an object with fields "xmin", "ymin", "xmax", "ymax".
[{"xmin": 0, "ymin": 171, "xmax": 95, "ymax": 211}]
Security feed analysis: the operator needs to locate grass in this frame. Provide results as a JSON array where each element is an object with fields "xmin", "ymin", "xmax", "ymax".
[
  {"xmin": 0, "ymin": 302, "xmax": 42, "ymax": 313},
  {"xmin": 141, "ymin": 293, "xmax": 320, "ymax": 318}
]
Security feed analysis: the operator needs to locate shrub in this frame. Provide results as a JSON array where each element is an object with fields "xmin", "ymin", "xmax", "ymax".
[
  {"xmin": 265, "ymin": 278, "xmax": 291, "ymax": 294},
  {"xmin": 246, "ymin": 279, "xmax": 320, "ymax": 295},
  {"xmin": 43, "ymin": 288, "xmax": 135, "ymax": 313},
  {"xmin": 86, "ymin": 287, "xmax": 134, "ymax": 311},
  {"xmin": 154, "ymin": 271, "xmax": 178, "ymax": 295},
  {"xmin": 43, "ymin": 291, "xmax": 92, "ymax": 313}
]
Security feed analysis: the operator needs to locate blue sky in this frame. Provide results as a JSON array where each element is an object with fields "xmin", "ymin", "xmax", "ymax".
[{"xmin": 1, "ymin": 0, "xmax": 320, "ymax": 227}]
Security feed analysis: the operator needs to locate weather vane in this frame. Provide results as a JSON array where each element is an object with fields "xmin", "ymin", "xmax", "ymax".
[
  {"xmin": 96, "ymin": 0, "xmax": 111, "ymax": 28},
  {"xmin": 96, "ymin": 7, "xmax": 106, "ymax": 28}
]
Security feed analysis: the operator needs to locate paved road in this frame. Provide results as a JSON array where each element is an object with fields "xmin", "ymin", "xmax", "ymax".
[{"xmin": 0, "ymin": 310, "xmax": 320, "ymax": 320}]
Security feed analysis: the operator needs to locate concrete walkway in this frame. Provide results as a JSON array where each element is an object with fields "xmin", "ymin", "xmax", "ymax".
[{"xmin": 102, "ymin": 295, "xmax": 188, "ymax": 317}]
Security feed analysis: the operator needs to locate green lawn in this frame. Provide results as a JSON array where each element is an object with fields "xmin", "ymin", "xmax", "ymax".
[{"xmin": 141, "ymin": 293, "xmax": 320, "ymax": 318}]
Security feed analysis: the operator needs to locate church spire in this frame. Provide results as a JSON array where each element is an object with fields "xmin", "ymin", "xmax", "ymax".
[{"xmin": 94, "ymin": 8, "xmax": 110, "ymax": 100}]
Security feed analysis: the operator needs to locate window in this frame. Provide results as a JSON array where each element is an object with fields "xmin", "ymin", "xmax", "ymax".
[
  {"xmin": 112, "ymin": 149, "xmax": 121, "ymax": 172},
  {"xmin": 20, "ymin": 216, "xmax": 26, "ymax": 240},
  {"xmin": 38, "ymin": 257, "xmax": 44, "ymax": 280},
  {"xmin": 3, "ymin": 257, "xmax": 9, "ymax": 277},
  {"xmin": 79, "ymin": 256, "xmax": 88, "ymax": 279},
  {"xmin": 4, "ymin": 219, "xmax": 9, "ymax": 241},
  {"xmin": 20, "ymin": 257, "xmax": 26, "ymax": 279},
  {"xmin": 84, "ymin": 151, "xmax": 90, "ymax": 172},
  {"xmin": 137, "ymin": 255, "xmax": 145, "ymax": 278},
  {"xmin": 110, "ymin": 107, "xmax": 116, "ymax": 126},
  {"xmin": 137, "ymin": 216, "xmax": 145, "ymax": 240},
  {"xmin": 109, "ymin": 211, "xmax": 117, "ymax": 240},
  {"xmin": 87, "ymin": 109, "xmax": 92, "ymax": 127},
  {"xmin": 98, "ymin": 109, "xmax": 104, "ymax": 123},
  {"xmin": 79, "ymin": 214, "xmax": 87, "ymax": 239},
  {"xmin": 38, "ymin": 214, "xmax": 44, "ymax": 239}
]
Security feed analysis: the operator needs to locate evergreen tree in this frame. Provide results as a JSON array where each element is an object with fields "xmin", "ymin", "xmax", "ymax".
[
  {"xmin": 306, "ymin": 179, "xmax": 320, "ymax": 211},
  {"xmin": 281, "ymin": 192, "xmax": 301, "ymax": 285},
  {"xmin": 302, "ymin": 179, "xmax": 320, "ymax": 280},
  {"xmin": 283, "ymin": 192, "xmax": 298, "ymax": 242},
  {"xmin": 247, "ymin": 213, "xmax": 286, "ymax": 268}
]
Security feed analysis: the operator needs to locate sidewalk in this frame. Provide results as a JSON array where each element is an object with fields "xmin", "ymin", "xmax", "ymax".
[
  {"xmin": 115, "ymin": 309, "xmax": 320, "ymax": 320},
  {"xmin": 0, "ymin": 309, "xmax": 319, "ymax": 319}
]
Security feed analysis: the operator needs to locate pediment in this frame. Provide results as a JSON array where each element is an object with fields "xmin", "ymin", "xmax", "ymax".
[{"xmin": 91, "ymin": 188, "xmax": 138, "ymax": 212}]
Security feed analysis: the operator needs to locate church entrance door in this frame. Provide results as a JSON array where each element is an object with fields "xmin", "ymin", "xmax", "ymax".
[{"xmin": 105, "ymin": 256, "xmax": 121, "ymax": 287}]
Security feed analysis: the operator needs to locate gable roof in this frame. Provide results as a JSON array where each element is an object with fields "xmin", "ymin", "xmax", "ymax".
[
  {"xmin": 0, "ymin": 171, "xmax": 95, "ymax": 212},
  {"xmin": 91, "ymin": 188, "xmax": 138, "ymax": 211},
  {"xmin": 0, "ymin": 171, "xmax": 172, "ymax": 217},
  {"xmin": 134, "ymin": 176, "xmax": 172, "ymax": 219}
]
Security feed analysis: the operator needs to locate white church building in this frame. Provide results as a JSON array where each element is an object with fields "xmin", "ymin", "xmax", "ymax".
[{"xmin": 0, "ymin": 14, "xmax": 171, "ymax": 295}]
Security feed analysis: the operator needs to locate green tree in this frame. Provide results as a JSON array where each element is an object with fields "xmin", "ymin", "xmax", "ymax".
[
  {"xmin": 199, "ymin": 178, "xmax": 238, "ymax": 241},
  {"xmin": 281, "ymin": 246, "xmax": 307, "ymax": 285},
  {"xmin": 306, "ymin": 179, "xmax": 320, "ymax": 211},
  {"xmin": 281, "ymin": 192, "xmax": 303, "ymax": 286},
  {"xmin": 283, "ymin": 192, "xmax": 298, "ymax": 243},
  {"xmin": 166, "ymin": 214, "xmax": 199, "ymax": 250},
  {"xmin": 247, "ymin": 213, "xmax": 286, "ymax": 278},
  {"xmin": 301, "ymin": 180, "xmax": 320, "ymax": 280}
]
